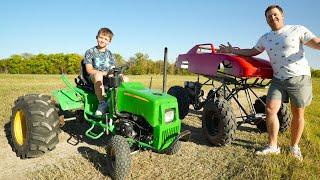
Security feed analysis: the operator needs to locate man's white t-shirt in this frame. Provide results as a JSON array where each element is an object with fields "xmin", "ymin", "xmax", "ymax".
[{"xmin": 254, "ymin": 25, "xmax": 316, "ymax": 80}]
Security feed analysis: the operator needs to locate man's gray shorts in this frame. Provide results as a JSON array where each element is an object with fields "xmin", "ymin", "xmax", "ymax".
[{"xmin": 267, "ymin": 75, "xmax": 313, "ymax": 108}]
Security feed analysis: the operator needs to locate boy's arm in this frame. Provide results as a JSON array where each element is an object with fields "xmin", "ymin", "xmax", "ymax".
[{"xmin": 85, "ymin": 63, "xmax": 98, "ymax": 75}]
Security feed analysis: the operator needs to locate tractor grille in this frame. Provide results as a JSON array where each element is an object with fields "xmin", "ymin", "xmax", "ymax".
[{"xmin": 162, "ymin": 126, "xmax": 179, "ymax": 142}]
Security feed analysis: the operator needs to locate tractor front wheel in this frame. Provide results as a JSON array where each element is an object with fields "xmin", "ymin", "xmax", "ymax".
[
  {"xmin": 202, "ymin": 98, "xmax": 237, "ymax": 146},
  {"xmin": 106, "ymin": 135, "xmax": 131, "ymax": 180},
  {"xmin": 165, "ymin": 141, "xmax": 182, "ymax": 155},
  {"xmin": 10, "ymin": 94, "xmax": 60, "ymax": 158}
]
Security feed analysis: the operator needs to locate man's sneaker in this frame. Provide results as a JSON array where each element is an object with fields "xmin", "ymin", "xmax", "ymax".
[
  {"xmin": 95, "ymin": 101, "xmax": 108, "ymax": 116},
  {"xmin": 255, "ymin": 145, "xmax": 281, "ymax": 155},
  {"xmin": 290, "ymin": 145, "xmax": 303, "ymax": 161}
]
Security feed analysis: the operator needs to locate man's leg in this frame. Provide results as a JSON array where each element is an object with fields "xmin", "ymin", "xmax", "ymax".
[
  {"xmin": 266, "ymin": 99, "xmax": 282, "ymax": 147},
  {"xmin": 290, "ymin": 104, "xmax": 305, "ymax": 147}
]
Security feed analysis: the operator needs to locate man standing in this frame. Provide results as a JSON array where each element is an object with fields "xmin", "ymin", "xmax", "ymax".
[{"xmin": 219, "ymin": 5, "xmax": 320, "ymax": 160}]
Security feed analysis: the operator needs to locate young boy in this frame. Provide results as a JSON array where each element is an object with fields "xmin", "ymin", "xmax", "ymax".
[{"xmin": 83, "ymin": 27, "xmax": 121, "ymax": 116}]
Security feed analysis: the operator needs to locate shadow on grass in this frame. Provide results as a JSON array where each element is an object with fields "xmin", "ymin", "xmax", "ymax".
[
  {"xmin": 77, "ymin": 146, "xmax": 111, "ymax": 177},
  {"xmin": 181, "ymin": 118, "xmax": 260, "ymax": 149},
  {"xmin": 236, "ymin": 123, "xmax": 261, "ymax": 133},
  {"xmin": 60, "ymin": 117, "xmax": 109, "ymax": 147},
  {"xmin": 231, "ymin": 138, "xmax": 256, "ymax": 149},
  {"xmin": 181, "ymin": 123, "xmax": 210, "ymax": 146}
]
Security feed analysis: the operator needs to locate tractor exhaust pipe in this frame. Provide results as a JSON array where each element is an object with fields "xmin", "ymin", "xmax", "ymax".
[{"xmin": 163, "ymin": 47, "xmax": 168, "ymax": 93}]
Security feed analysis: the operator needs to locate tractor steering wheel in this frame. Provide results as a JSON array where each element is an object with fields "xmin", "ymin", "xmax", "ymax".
[{"xmin": 109, "ymin": 65, "xmax": 129, "ymax": 77}]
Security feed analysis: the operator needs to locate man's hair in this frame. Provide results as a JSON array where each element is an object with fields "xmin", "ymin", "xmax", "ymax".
[
  {"xmin": 265, "ymin": 5, "xmax": 284, "ymax": 17},
  {"xmin": 96, "ymin": 27, "xmax": 114, "ymax": 40}
]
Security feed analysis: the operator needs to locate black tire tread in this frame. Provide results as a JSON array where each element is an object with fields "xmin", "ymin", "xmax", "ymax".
[
  {"xmin": 165, "ymin": 141, "xmax": 182, "ymax": 155},
  {"xmin": 106, "ymin": 135, "xmax": 131, "ymax": 180},
  {"xmin": 10, "ymin": 94, "xmax": 60, "ymax": 159},
  {"xmin": 202, "ymin": 98, "xmax": 237, "ymax": 146},
  {"xmin": 253, "ymin": 95, "xmax": 292, "ymax": 133}
]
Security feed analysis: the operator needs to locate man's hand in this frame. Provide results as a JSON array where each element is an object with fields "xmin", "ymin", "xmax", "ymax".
[
  {"xmin": 217, "ymin": 42, "xmax": 261, "ymax": 57},
  {"xmin": 218, "ymin": 42, "xmax": 235, "ymax": 54}
]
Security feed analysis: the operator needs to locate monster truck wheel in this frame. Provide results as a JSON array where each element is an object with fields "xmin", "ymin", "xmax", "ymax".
[
  {"xmin": 168, "ymin": 86, "xmax": 190, "ymax": 119},
  {"xmin": 207, "ymin": 88, "xmax": 230, "ymax": 101},
  {"xmin": 106, "ymin": 135, "xmax": 131, "ymax": 180},
  {"xmin": 10, "ymin": 94, "xmax": 60, "ymax": 159},
  {"xmin": 165, "ymin": 141, "xmax": 182, "ymax": 155},
  {"xmin": 202, "ymin": 98, "xmax": 237, "ymax": 146},
  {"xmin": 253, "ymin": 95, "xmax": 292, "ymax": 133}
]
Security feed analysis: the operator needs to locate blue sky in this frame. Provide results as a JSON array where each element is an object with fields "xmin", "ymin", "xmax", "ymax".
[{"xmin": 1, "ymin": 0, "xmax": 320, "ymax": 68}]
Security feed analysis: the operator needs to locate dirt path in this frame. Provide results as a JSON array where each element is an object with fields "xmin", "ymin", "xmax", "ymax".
[{"xmin": 0, "ymin": 107, "xmax": 264, "ymax": 180}]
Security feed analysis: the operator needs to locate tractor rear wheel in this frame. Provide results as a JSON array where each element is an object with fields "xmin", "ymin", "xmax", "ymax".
[
  {"xmin": 106, "ymin": 135, "xmax": 131, "ymax": 180},
  {"xmin": 253, "ymin": 95, "xmax": 292, "ymax": 133},
  {"xmin": 202, "ymin": 98, "xmax": 237, "ymax": 146},
  {"xmin": 167, "ymin": 86, "xmax": 190, "ymax": 119},
  {"xmin": 10, "ymin": 94, "xmax": 60, "ymax": 158}
]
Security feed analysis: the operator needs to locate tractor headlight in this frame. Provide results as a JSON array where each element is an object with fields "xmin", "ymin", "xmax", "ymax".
[{"xmin": 164, "ymin": 109, "xmax": 175, "ymax": 123}]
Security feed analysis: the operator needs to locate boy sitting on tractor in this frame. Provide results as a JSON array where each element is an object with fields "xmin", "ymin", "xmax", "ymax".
[{"xmin": 83, "ymin": 27, "xmax": 128, "ymax": 116}]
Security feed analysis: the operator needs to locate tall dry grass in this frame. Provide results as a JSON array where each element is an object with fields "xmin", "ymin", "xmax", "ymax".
[{"xmin": 0, "ymin": 74, "xmax": 319, "ymax": 179}]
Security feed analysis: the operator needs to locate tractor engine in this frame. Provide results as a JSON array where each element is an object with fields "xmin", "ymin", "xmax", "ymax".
[
  {"xmin": 116, "ymin": 115, "xmax": 153, "ymax": 143},
  {"xmin": 117, "ymin": 119, "xmax": 137, "ymax": 138}
]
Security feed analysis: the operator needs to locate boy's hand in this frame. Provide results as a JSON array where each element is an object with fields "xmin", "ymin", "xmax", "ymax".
[{"xmin": 120, "ymin": 74, "xmax": 129, "ymax": 82}]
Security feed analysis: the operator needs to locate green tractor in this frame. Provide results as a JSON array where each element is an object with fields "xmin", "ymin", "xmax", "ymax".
[{"xmin": 10, "ymin": 55, "xmax": 190, "ymax": 179}]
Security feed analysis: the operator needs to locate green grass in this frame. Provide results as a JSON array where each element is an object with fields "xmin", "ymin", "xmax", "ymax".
[{"xmin": 1, "ymin": 74, "xmax": 319, "ymax": 179}]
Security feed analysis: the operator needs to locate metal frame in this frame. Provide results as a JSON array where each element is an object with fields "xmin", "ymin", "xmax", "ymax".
[{"xmin": 186, "ymin": 71, "xmax": 271, "ymax": 126}]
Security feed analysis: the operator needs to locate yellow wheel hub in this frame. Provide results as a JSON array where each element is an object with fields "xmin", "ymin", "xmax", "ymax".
[{"xmin": 13, "ymin": 110, "xmax": 27, "ymax": 145}]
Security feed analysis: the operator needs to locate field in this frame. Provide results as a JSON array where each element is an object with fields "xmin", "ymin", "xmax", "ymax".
[{"xmin": 0, "ymin": 74, "xmax": 319, "ymax": 180}]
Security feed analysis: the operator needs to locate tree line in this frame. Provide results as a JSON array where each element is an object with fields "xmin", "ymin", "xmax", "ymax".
[
  {"xmin": 1, "ymin": 53, "xmax": 319, "ymax": 77},
  {"xmin": 0, "ymin": 53, "xmax": 191, "ymax": 75}
]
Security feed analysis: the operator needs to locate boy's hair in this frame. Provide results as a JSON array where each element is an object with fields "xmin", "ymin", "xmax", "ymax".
[
  {"xmin": 265, "ymin": 5, "xmax": 284, "ymax": 17},
  {"xmin": 96, "ymin": 27, "xmax": 114, "ymax": 40}
]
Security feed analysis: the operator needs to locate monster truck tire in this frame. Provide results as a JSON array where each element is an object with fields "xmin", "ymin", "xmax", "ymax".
[
  {"xmin": 10, "ymin": 94, "xmax": 60, "ymax": 159},
  {"xmin": 207, "ymin": 88, "xmax": 230, "ymax": 101},
  {"xmin": 253, "ymin": 95, "xmax": 292, "ymax": 133},
  {"xmin": 106, "ymin": 135, "xmax": 131, "ymax": 180},
  {"xmin": 202, "ymin": 98, "xmax": 237, "ymax": 146},
  {"xmin": 168, "ymin": 86, "xmax": 190, "ymax": 119},
  {"xmin": 165, "ymin": 141, "xmax": 182, "ymax": 155}
]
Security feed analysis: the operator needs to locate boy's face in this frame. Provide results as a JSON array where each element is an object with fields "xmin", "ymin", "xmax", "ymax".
[{"xmin": 96, "ymin": 34, "xmax": 111, "ymax": 49}]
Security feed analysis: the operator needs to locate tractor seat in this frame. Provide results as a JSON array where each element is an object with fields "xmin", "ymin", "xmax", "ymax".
[{"xmin": 75, "ymin": 60, "xmax": 94, "ymax": 91}]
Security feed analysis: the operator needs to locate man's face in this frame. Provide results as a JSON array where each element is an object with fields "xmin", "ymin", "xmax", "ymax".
[
  {"xmin": 266, "ymin": 8, "xmax": 284, "ymax": 31},
  {"xmin": 96, "ymin": 34, "xmax": 111, "ymax": 49}
]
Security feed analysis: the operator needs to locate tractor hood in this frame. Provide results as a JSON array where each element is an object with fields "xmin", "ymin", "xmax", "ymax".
[{"xmin": 117, "ymin": 82, "xmax": 180, "ymax": 127}]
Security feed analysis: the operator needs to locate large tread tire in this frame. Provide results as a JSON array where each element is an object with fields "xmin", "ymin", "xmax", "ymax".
[
  {"xmin": 167, "ymin": 86, "xmax": 190, "ymax": 119},
  {"xmin": 202, "ymin": 98, "xmax": 237, "ymax": 146},
  {"xmin": 106, "ymin": 135, "xmax": 131, "ymax": 180},
  {"xmin": 165, "ymin": 141, "xmax": 182, "ymax": 155},
  {"xmin": 253, "ymin": 95, "xmax": 292, "ymax": 133},
  {"xmin": 10, "ymin": 94, "xmax": 60, "ymax": 159},
  {"xmin": 207, "ymin": 88, "xmax": 230, "ymax": 101}
]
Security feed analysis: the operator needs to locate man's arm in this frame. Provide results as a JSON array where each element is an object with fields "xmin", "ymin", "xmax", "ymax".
[
  {"xmin": 218, "ymin": 42, "xmax": 262, "ymax": 57},
  {"xmin": 305, "ymin": 37, "xmax": 320, "ymax": 50}
]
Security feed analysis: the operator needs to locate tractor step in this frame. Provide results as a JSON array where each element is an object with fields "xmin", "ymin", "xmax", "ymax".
[{"xmin": 85, "ymin": 123, "xmax": 105, "ymax": 139}]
